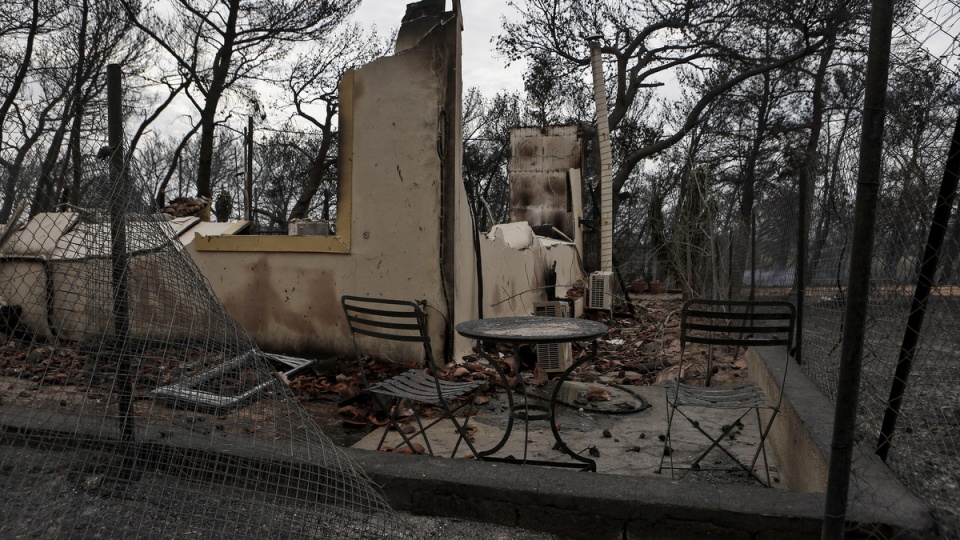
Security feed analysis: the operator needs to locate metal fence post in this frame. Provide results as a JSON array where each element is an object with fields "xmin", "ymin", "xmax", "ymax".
[
  {"xmin": 876, "ymin": 109, "xmax": 960, "ymax": 462},
  {"xmin": 107, "ymin": 63, "xmax": 134, "ymax": 444},
  {"xmin": 821, "ymin": 0, "xmax": 895, "ymax": 537}
]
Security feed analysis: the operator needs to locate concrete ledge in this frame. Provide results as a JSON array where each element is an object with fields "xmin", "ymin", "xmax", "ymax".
[
  {"xmin": 751, "ymin": 346, "xmax": 933, "ymax": 534},
  {"xmin": 344, "ymin": 446, "xmax": 826, "ymax": 539},
  {"xmin": 749, "ymin": 346, "xmax": 831, "ymax": 492},
  {"xmin": 1, "ymin": 347, "xmax": 936, "ymax": 538},
  {"xmin": 339, "ymin": 347, "xmax": 934, "ymax": 539}
]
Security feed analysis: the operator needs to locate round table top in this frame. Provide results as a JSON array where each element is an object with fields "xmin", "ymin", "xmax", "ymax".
[{"xmin": 455, "ymin": 316, "xmax": 608, "ymax": 344}]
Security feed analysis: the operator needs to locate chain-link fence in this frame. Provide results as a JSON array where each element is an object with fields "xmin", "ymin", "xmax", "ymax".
[
  {"xmin": 0, "ymin": 73, "xmax": 408, "ymax": 538},
  {"xmin": 756, "ymin": 165, "xmax": 960, "ymax": 538},
  {"xmin": 677, "ymin": 101, "xmax": 960, "ymax": 539},
  {"xmin": 606, "ymin": 2, "xmax": 960, "ymax": 536}
]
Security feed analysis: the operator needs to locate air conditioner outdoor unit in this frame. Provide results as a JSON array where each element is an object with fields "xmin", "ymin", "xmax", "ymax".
[
  {"xmin": 587, "ymin": 271, "xmax": 613, "ymax": 311},
  {"xmin": 533, "ymin": 301, "xmax": 573, "ymax": 373},
  {"xmin": 288, "ymin": 220, "xmax": 331, "ymax": 236}
]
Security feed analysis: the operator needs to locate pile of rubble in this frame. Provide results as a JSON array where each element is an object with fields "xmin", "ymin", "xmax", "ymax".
[{"xmin": 161, "ymin": 197, "xmax": 211, "ymax": 218}]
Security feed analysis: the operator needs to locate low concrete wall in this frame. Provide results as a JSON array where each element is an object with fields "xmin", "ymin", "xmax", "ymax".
[
  {"xmin": 749, "ymin": 346, "xmax": 933, "ymax": 533},
  {"xmin": 347, "ymin": 446, "xmax": 829, "ymax": 539},
  {"xmin": 0, "ymin": 349, "xmax": 936, "ymax": 539},
  {"xmin": 748, "ymin": 346, "xmax": 830, "ymax": 493}
]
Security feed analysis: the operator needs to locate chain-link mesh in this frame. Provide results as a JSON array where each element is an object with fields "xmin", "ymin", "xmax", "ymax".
[
  {"xmin": 608, "ymin": 2, "xmax": 960, "ymax": 536},
  {"xmin": 706, "ymin": 117, "xmax": 960, "ymax": 534},
  {"xmin": 0, "ymin": 143, "xmax": 408, "ymax": 537}
]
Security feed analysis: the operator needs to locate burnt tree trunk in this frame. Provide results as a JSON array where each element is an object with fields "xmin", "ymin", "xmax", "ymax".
[{"xmin": 195, "ymin": 0, "xmax": 239, "ymax": 200}]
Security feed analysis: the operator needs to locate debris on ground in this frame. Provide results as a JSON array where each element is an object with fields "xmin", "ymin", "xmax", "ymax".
[
  {"xmin": 289, "ymin": 294, "xmax": 751, "ymax": 438},
  {"xmin": 0, "ymin": 295, "xmax": 749, "ymax": 445}
]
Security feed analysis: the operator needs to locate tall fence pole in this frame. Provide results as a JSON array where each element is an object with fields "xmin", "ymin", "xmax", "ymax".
[
  {"xmin": 107, "ymin": 64, "xmax": 134, "ymax": 443},
  {"xmin": 822, "ymin": 1, "xmax": 894, "ymax": 537},
  {"xmin": 876, "ymin": 109, "xmax": 960, "ymax": 462},
  {"xmin": 244, "ymin": 115, "xmax": 253, "ymax": 222},
  {"xmin": 797, "ymin": 162, "xmax": 808, "ymax": 364}
]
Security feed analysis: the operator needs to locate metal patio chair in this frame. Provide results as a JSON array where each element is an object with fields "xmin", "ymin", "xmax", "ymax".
[
  {"xmin": 341, "ymin": 295, "xmax": 483, "ymax": 458},
  {"xmin": 656, "ymin": 299, "xmax": 796, "ymax": 486}
]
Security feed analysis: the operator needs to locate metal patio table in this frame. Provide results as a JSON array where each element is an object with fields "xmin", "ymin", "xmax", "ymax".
[{"xmin": 455, "ymin": 316, "xmax": 608, "ymax": 471}]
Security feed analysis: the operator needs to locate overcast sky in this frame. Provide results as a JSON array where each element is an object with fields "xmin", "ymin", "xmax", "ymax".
[
  {"xmin": 351, "ymin": 0, "xmax": 527, "ymax": 97},
  {"xmin": 151, "ymin": 1, "xmax": 528, "ymax": 137}
]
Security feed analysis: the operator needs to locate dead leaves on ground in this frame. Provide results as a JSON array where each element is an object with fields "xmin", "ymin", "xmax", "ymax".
[
  {"xmin": 585, "ymin": 387, "xmax": 612, "ymax": 401},
  {"xmin": 287, "ymin": 295, "xmax": 753, "ymax": 435}
]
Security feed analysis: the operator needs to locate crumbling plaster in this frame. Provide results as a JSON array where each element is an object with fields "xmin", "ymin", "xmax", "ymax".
[
  {"xmin": 0, "ymin": 2, "xmax": 587, "ymax": 364},
  {"xmin": 189, "ymin": 4, "xmax": 478, "ymax": 361},
  {"xmin": 480, "ymin": 221, "xmax": 583, "ymax": 319}
]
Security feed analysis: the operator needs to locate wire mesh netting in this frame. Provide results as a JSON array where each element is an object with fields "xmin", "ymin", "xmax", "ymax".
[
  {"xmin": 689, "ymin": 100, "xmax": 958, "ymax": 536},
  {"xmin": 0, "ymin": 152, "xmax": 409, "ymax": 537},
  {"xmin": 605, "ymin": 1, "xmax": 960, "ymax": 536},
  {"xmin": 750, "ymin": 179, "xmax": 960, "ymax": 539}
]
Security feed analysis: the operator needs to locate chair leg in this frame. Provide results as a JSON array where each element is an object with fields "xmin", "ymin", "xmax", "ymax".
[
  {"xmin": 391, "ymin": 398, "xmax": 483, "ymax": 459},
  {"xmin": 370, "ymin": 394, "xmax": 421, "ymax": 453},
  {"xmin": 372, "ymin": 393, "xmax": 485, "ymax": 459},
  {"xmin": 658, "ymin": 392, "xmax": 677, "ymax": 476},
  {"xmin": 446, "ymin": 401, "xmax": 480, "ymax": 459},
  {"xmin": 749, "ymin": 408, "xmax": 779, "ymax": 487},
  {"xmin": 378, "ymin": 399, "xmax": 438, "ymax": 456},
  {"xmin": 449, "ymin": 411, "xmax": 466, "ymax": 458},
  {"xmin": 411, "ymin": 408, "xmax": 434, "ymax": 455},
  {"xmin": 382, "ymin": 399, "xmax": 428, "ymax": 454},
  {"xmin": 377, "ymin": 398, "xmax": 399, "ymax": 451},
  {"xmin": 754, "ymin": 408, "xmax": 770, "ymax": 486},
  {"xmin": 674, "ymin": 407, "xmax": 764, "ymax": 483},
  {"xmin": 685, "ymin": 408, "xmax": 751, "ymax": 470}
]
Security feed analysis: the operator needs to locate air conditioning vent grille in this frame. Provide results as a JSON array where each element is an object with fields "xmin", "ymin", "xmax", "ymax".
[
  {"xmin": 533, "ymin": 301, "xmax": 572, "ymax": 373},
  {"xmin": 587, "ymin": 271, "xmax": 613, "ymax": 311}
]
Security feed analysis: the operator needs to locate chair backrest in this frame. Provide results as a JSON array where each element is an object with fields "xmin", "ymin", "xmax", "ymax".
[
  {"xmin": 680, "ymin": 299, "xmax": 796, "ymax": 349},
  {"xmin": 678, "ymin": 299, "xmax": 796, "ymax": 389},
  {"xmin": 341, "ymin": 296, "xmax": 436, "ymax": 375}
]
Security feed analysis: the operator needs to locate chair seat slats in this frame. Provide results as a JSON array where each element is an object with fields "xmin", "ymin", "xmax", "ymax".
[
  {"xmin": 662, "ymin": 381, "xmax": 772, "ymax": 409},
  {"xmin": 371, "ymin": 370, "xmax": 481, "ymax": 405},
  {"xmin": 341, "ymin": 295, "xmax": 485, "ymax": 459}
]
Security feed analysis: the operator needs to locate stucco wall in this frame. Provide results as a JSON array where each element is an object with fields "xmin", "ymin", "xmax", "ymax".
[
  {"xmin": 480, "ymin": 221, "xmax": 583, "ymax": 319},
  {"xmin": 508, "ymin": 126, "xmax": 582, "ymax": 246},
  {"xmin": 190, "ymin": 10, "xmax": 474, "ymax": 362}
]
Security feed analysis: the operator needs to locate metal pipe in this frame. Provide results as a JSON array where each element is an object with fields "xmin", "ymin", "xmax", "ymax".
[
  {"xmin": 822, "ymin": 1, "xmax": 894, "ymax": 537},
  {"xmin": 876, "ymin": 108, "xmax": 960, "ymax": 462},
  {"xmin": 107, "ymin": 64, "xmax": 134, "ymax": 444}
]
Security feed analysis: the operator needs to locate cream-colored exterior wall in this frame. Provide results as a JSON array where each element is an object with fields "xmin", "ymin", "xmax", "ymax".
[
  {"xmin": 479, "ymin": 221, "xmax": 583, "ymax": 318},
  {"xmin": 0, "ymin": 213, "xmax": 231, "ymax": 343},
  {"xmin": 4, "ymin": 213, "xmax": 78, "ymax": 258},
  {"xmin": 1, "ymin": 4, "xmax": 588, "ymax": 363},
  {"xmin": 1, "ymin": 213, "xmax": 81, "ymax": 342},
  {"xmin": 189, "ymin": 8, "xmax": 476, "ymax": 361},
  {"xmin": 0, "ymin": 260, "xmax": 50, "ymax": 340}
]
